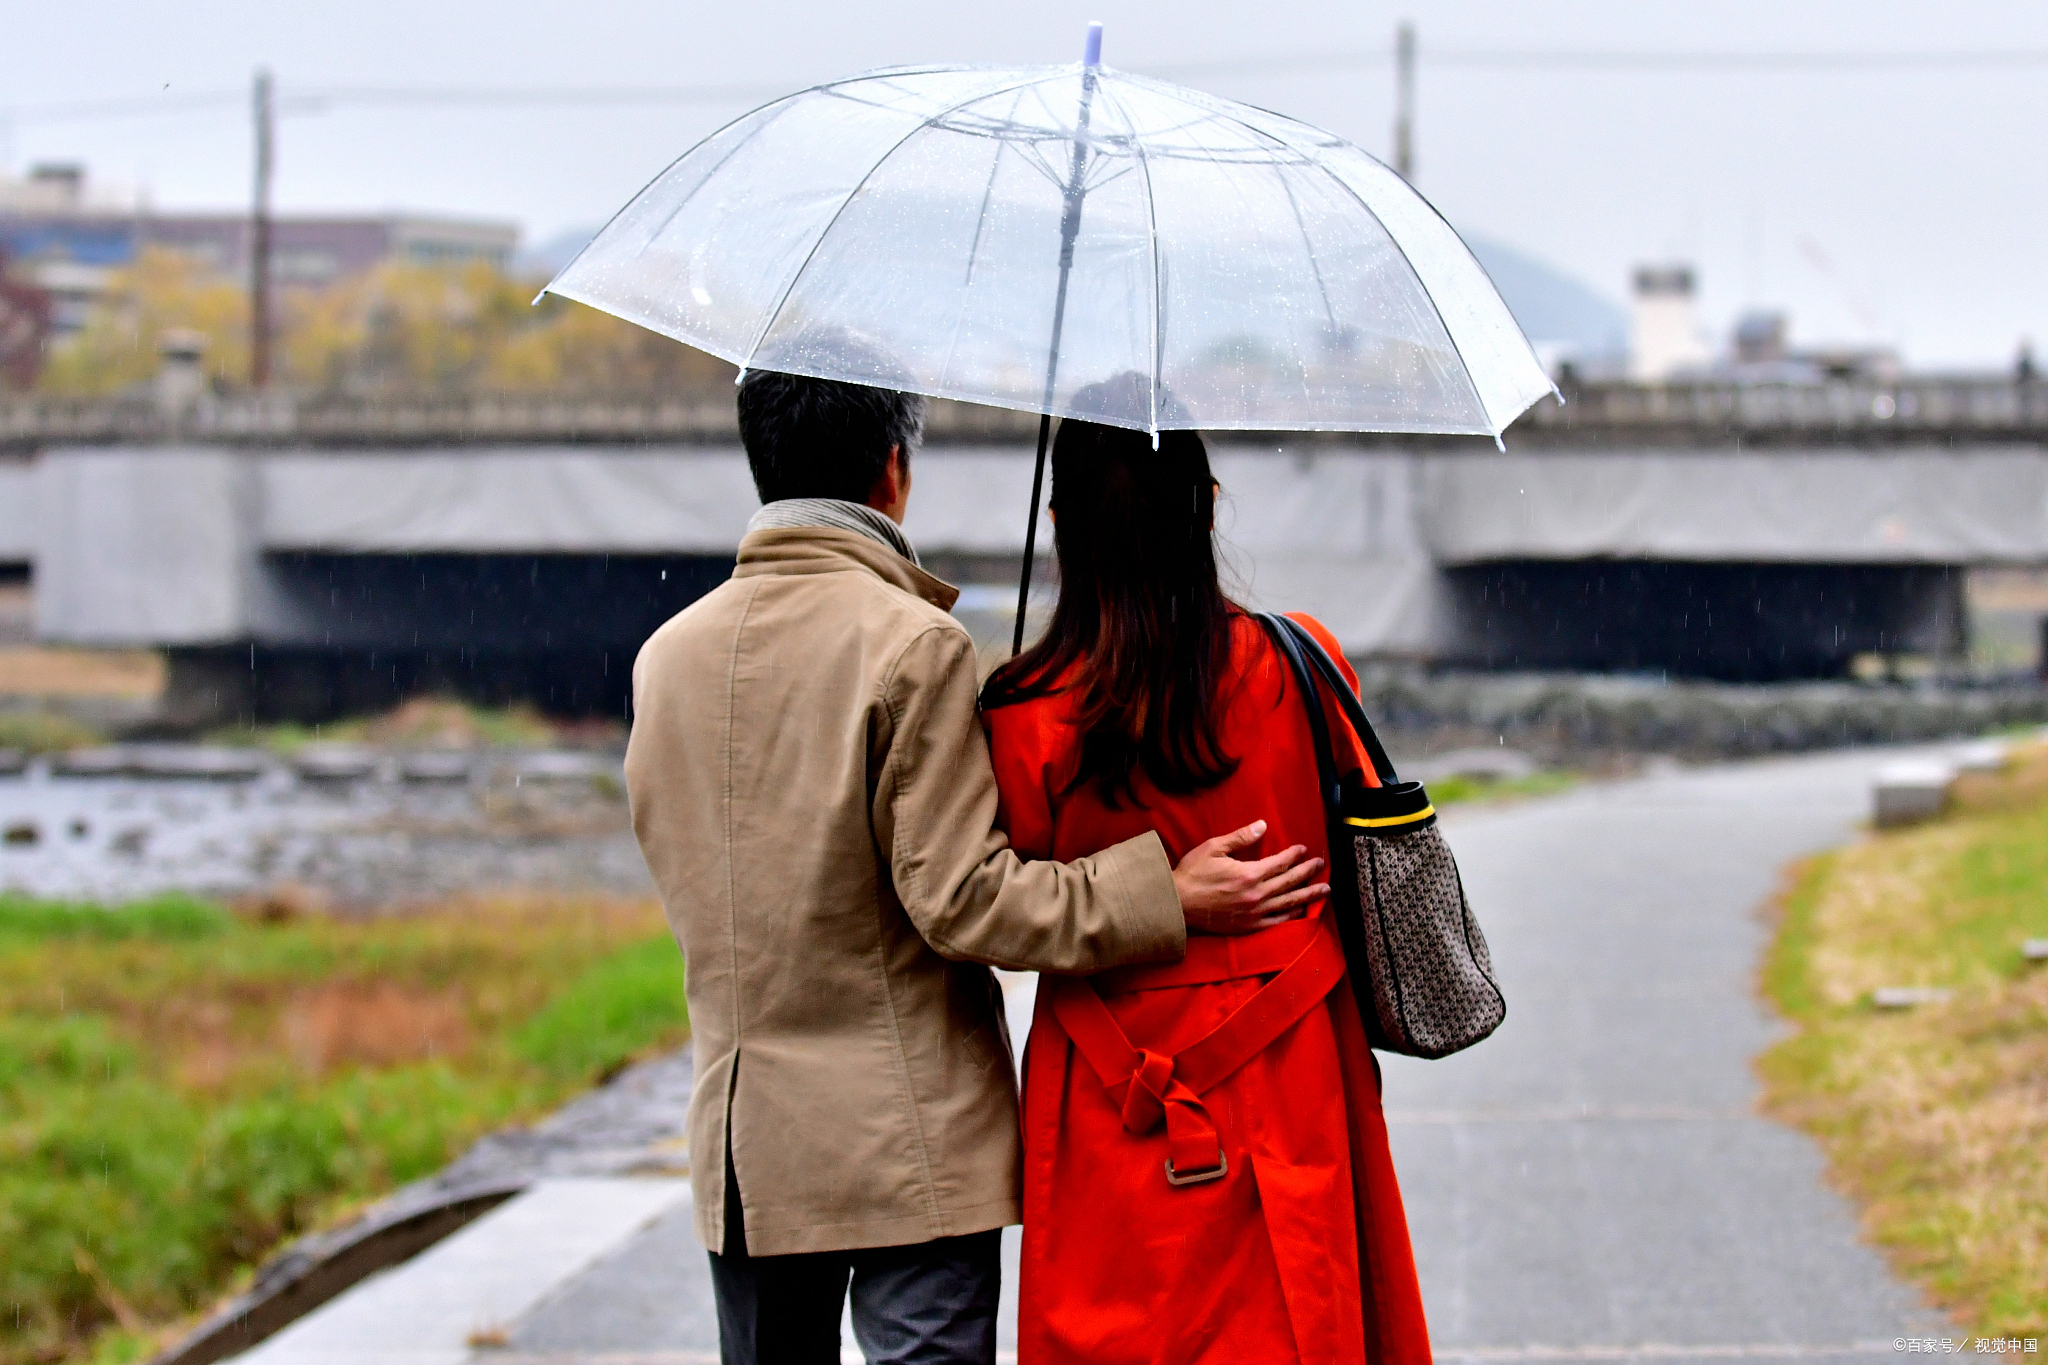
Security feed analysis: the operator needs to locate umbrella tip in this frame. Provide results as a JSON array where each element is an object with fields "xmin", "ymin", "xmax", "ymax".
[
  {"xmin": 1083, "ymin": 21, "xmax": 1103, "ymax": 67},
  {"xmin": 530, "ymin": 288, "xmax": 547, "ymax": 307}
]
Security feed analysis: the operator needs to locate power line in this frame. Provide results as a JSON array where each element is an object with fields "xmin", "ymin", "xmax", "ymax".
[
  {"xmin": 3, "ymin": 90, "xmax": 244, "ymax": 125},
  {"xmin": 5, "ymin": 47, "xmax": 2045, "ymax": 127},
  {"xmin": 284, "ymin": 82, "xmax": 792, "ymax": 112},
  {"xmin": 1156, "ymin": 46, "xmax": 2048, "ymax": 78},
  {"xmin": 0, "ymin": 81, "xmax": 789, "ymax": 127}
]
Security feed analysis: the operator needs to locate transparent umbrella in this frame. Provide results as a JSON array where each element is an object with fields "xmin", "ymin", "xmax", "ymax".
[{"xmin": 542, "ymin": 25, "xmax": 1553, "ymax": 647}]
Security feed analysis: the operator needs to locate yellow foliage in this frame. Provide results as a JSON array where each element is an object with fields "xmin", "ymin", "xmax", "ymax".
[
  {"xmin": 487, "ymin": 298, "xmax": 735, "ymax": 392},
  {"xmin": 38, "ymin": 248, "xmax": 248, "ymax": 396},
  {"xmin": 37, "ymin": 253, "xmax": 735, "ymax": 398}
]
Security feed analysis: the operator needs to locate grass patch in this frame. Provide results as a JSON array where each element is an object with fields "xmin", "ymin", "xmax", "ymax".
[
  {"xmin": 0, "ymin": 892, "xmax": 687, "ymax": 1365},
  {"xmin": 513, "ymin": 934, "xmax": 689, "ymax": 1079},
  {"xmin": 1757, "ymin": 742, "xmax": 2048, "ymax": 1334},
  {"xmin": 0, "ymin": 710, "xmax": 106, "ymax": 755},
  {"xmin": 209, "ymin": 697, "xmax": 561, "ymax": 755},
  {"xmin": 1428, "ymin": 769, "xmax": 1579, "ymax": 806},
  {"xmin": 0, "ymin": 892, "xmax": 233, "ymax": 943}
]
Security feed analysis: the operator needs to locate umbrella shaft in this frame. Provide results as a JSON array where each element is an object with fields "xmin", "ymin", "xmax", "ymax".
[
  {"xmin": 1012, "ymin": 412, "xmax": 1054, "ymax": 656},
  {"xmin": 1038, "ymin": 67, "xmax": 1098, "ymax": 415},
  {"xmin": 1015, "ymin": 68, "xmax": 1100, "ymax": 657}
]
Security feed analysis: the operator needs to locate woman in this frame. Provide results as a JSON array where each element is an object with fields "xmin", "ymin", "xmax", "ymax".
[{"xmin": 981, "ymin": 417, "xmax": 1432, "ymax": 1365}]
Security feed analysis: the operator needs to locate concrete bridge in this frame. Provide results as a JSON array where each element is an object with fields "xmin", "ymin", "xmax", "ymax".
[{"xmin": 1, "ymin": 379, "xmax": 2044, "ymax": 722}]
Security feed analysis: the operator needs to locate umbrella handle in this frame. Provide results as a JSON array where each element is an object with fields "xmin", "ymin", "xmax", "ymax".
[{"xmin": 1084, "ymin": 21, "xmax": 1103, "ymax": 67}]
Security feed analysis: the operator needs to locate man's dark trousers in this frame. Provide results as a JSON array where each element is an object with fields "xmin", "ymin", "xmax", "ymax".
[{"xmin": 709, "ymin": 1159, "xmax": 1001, "ymax": 1365}]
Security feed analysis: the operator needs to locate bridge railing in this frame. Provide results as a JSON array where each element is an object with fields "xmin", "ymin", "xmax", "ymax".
[
  {"xmin": 4, "ymin": 378, "xmax": 2045, "ymax": 449},
  {"xmin": 1524, "ymin": 377, "xmax": 2048, "ymax": 439}
]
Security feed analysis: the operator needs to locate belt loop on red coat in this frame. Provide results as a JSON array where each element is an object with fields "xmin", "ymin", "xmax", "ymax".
[{"xmin": 1049, "ymin": 919, "xmax": 1346, "ymax": 1187}]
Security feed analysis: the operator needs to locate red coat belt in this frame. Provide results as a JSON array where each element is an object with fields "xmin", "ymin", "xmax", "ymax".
[{"xmin": 1047, "ymin": 917, "xmax": 1347, "ymax": 1185}]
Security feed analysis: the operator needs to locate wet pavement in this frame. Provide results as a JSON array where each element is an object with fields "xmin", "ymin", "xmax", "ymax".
[{"xmin": 0, "ymin": 747, "xmax": 649, "ymax": 905}]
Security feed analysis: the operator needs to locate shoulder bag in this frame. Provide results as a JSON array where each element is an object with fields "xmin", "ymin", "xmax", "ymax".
[{"xmin": 1255, "ymin": 612, "xmax": 1506, "ymax": 1059}]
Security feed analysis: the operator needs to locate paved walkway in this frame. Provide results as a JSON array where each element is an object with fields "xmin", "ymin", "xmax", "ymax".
[
  {"xmin": 227, "ymin": 745, "xmax": 1959, "ymax": 1364},
  {"xmin": 1379, "ymin": 746, "xmax": 1948, "ymax": 1361}
]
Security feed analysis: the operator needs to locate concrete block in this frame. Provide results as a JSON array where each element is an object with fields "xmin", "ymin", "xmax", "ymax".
[
  {"xmin": 1873, "ymin": 760, "xmax": 1955, "ymax": 828},
  {"xmin": 49, "ymin": 746, "xmax": 139, "ymax": 777},
  {"xmin": 293, "ymin": 745, "xmax": 381, "ymax": 782},
  {"xmin": 225, "ymin": 1178, "xmax": 690, "ymax": 1365},
  {"xmin": 398, "ymin": 752, "xmax": 472, "ymax": 783},
  {"xmin": 126, "ymin": 745, "xmax": 270, "ymax": 780},
  {"xmin": 1951, "ymin": 739, "xmax": 2010, "ymax": 774}
]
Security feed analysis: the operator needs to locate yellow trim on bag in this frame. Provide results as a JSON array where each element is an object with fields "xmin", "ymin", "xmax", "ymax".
[{"xmin": 1344, "ymin": 806, "xmax": 1436, "ymax": 828}]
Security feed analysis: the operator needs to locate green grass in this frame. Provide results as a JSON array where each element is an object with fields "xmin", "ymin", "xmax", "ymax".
[
  {"xmin": 513, "ymin": 934, "xmax": 689, "ymax": 1079},
  {"xmin": 0, "ymin": 711, "xmax": 105, "ymax": 755},
  {"xmin": 1427, "ymin": 769, "xmax": 1578, "ymax": 806},
  {"xmin": 1757, "ymin": 745, "xmax": 2048, "ymax": 1334},
  {"xmin": 0, "ymin": 892, "xmax": 232, "ymax": 943},
  {"xmin": 0, "ymin": 893, "xmax": 687, "ymax": 1365}
]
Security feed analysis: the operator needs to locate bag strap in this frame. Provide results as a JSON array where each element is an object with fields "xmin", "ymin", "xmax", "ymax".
[
  {"xmin": 1265, "ymin": 613, "xmax": 1402, "ymax": 785},
  {"xmin": 1254, "ymin": 613, "xmax": 1342, "ymax": 809}
]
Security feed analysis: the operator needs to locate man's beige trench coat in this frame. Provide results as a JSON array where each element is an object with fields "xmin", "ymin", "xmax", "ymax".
[{"xmin": 627, "ymin": 526, "xmax": 1186, "ymax": 1257}]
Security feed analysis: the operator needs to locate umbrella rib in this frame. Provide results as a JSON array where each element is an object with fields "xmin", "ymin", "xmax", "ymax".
[
  {"xmin": 542, "ymin": 91, "xmax": 808, "ymax": 297},
  {"xmin": 961, "ymin": 138, "xmax": 1006, "ymax": 289},
  {"xmin": 1187, "ymin": 105, "xmax": 1490, "ymax": 427},
  {"xmin": 1299, "ymin": 156, "xmax": 1490, "ymax": 435},
  {"xmin": 1094, "ymin": 80, "xmax": 1165, "ymax": 439},
  {"xmin": 937, "ymin": 126, "xmax": 1015, "ymax": 387},
  {"xmin": 1201, "ymin": 106, "xmax": 1488, "ymax": 433},
  {"xmin": 1110, "ymin": 84, "xmax": 1495, "ymax": 428},
  {"xmin": 738, "ymin": 71, "xmax": 1069, "ymax": 374},
  {"xmin": 1274, "ymin": 167, "xmax": 1340, "ymax": 335}
]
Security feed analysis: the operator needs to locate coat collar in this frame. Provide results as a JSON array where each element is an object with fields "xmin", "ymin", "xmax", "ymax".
[{"xmin": 733, "ymin": 526, "xmax": 961, "ymax": 612}]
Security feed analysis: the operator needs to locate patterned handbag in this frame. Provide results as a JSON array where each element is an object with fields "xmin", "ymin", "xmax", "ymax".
[{"xmin": 1256, "ymin": 613, "xmax": 1506, "ymax": 1059}]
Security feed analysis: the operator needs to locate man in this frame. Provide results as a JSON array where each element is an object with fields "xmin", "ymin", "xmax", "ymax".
[{"xmin": 626, "ymin": 371, "xmax": 1326, "ymax": 1365}]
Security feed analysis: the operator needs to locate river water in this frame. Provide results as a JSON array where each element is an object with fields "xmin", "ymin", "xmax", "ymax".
[{"xmin": 0, "ymin": 747, "xmax": 649, "ymax": 906}]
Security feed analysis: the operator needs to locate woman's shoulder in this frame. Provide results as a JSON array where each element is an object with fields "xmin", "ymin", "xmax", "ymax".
[
  {"xmin": 1225, "ymin": 608, "xmax": 1342, "ymax": 656},
  {"xmin": 1282, "ymin": 611, "xmax": 1345, "ymax": 659},
  {"xmin": 979, "ymin": 663, "xmax": 1077, "ymax": 739},
  {"xmin": 1230, "ymin": 609, "xmax": 1358, "ymax": 694}
]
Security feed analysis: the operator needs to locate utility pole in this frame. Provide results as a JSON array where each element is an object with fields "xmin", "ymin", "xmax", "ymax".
[
  {"xmin": 1393, "ymin": 21, "xmax": 1416, "ymax": 181},
  {"xmin": 250, "ymin": 68, "xmax": 274, "ymax": 390}
]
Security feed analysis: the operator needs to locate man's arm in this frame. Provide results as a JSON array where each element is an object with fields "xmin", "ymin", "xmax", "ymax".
[{"xmin": 872, "ymin": 626, "xmax": 1322, "ymax": 974}]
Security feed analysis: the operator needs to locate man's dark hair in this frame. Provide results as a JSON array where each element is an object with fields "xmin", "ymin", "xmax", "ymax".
[{"xmin": 737, "ymin": 370, "xmax": 926, "ymax": 504}]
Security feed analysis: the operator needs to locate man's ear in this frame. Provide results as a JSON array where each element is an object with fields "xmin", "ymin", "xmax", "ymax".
[{"xmin": 867, "ymin": 444, "xmax": 911, "ymax": 521}]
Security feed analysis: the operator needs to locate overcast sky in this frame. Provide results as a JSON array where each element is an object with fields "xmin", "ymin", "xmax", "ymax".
[{"xmin": 7, "ymin": 0, "xmax": 2044, "ymax": 368}]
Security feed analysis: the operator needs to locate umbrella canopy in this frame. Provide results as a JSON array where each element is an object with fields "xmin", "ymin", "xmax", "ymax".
[{"xmin": 543, "ymin": 56, "xmax": 1551, "ymax": 440}]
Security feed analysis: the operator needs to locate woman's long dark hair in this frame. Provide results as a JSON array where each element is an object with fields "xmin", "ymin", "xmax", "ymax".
[{"xmin": 982, "ymin": 417, "xmax": 1240, "ymax": 805}]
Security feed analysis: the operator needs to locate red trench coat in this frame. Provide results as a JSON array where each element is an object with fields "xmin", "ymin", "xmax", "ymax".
[{"xmin": 985, "ymin": 613, "xmax": 1433, "ymax": 1365}]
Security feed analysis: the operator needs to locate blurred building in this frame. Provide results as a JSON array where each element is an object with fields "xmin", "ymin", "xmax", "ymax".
[
  {"xmin": 1717, "ymin": 309, "xmax": 1901, "ymax": 384},
  {"xmin": 0, "ymin": 164, "xmax": 519, "ymax": 334},
  {"xmin": 1628, "ymin": 265, "xmax": 1713, "ymax": 382}
]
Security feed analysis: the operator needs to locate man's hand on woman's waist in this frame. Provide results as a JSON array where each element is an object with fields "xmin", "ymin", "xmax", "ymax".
[{"xmin": 1172, "ymin": 820, "xmax": 1328, "ymax": 935}]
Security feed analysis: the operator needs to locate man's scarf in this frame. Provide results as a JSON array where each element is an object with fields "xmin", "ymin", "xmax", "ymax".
[{"xmin": 746, "ymin": 498, "xmax": 920, "ymax": 567}]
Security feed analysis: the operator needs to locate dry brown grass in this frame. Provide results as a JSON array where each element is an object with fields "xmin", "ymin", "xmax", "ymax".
[
  {"xmin": 1759, "ymin": 741, "xmax": 2048, "ymax": 1334},
  {"xmin": 0, "ymin": 646, "xmax": 165, "ymax": 699},
  {"xmin": 281, "ymin": 980, "xmax": 473, "ymax": 1074}
]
